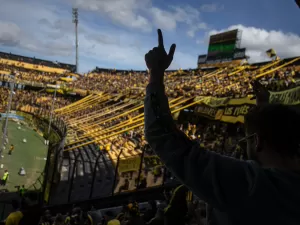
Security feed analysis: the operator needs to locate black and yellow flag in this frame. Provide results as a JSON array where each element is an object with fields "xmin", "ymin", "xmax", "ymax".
[{"xmin": 266, "ymin": 49, "xmax": 276, "ymax": 58}]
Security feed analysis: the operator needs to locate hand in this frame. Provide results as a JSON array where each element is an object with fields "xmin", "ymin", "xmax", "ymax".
[
  {"xmin": 251, "ymin": 80, "xmax": 270, "ymax": 106},
  {"xmin": 145, "ymin": 29, "xmax": 176, "ymax": 83}
]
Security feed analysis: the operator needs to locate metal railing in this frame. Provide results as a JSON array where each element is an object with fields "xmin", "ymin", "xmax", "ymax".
[{"xmin": 44, "ymin": 144, "xmax": 177, "ymax": 206}]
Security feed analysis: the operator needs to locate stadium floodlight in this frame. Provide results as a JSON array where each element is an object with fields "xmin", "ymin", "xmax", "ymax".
[
  {"xmin": 72, "ymin": 8, "xmax": 79, "ymax": 73},
  {"xmin": 0, "ymin": 74, "xmax": 16, "ymax": 156}
]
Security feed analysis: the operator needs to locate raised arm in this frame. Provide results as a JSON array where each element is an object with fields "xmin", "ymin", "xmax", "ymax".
[{"xmin": 144, "ymin": 29, "xmax": 259, "ymax": 210}]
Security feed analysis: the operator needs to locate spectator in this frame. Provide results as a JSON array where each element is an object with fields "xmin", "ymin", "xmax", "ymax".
[
  {"xmin": 164, "ymin": 185, "xmax": 188, "ymax": 225},
  {"xmin": 4, "ymin": 200, "xmax": 23, "ymax": 225},
  {"xmin": 123, "ymin": 202, "xmax": 144, "ymax": 225},
  {"xmin": 104, "ymin": 211, "xmax": 117, "ymax": 225},
  {"xmin": 144, "ymin": 29, "xmax": 300, "ymax": 225},
  {"xmin": 142, "ymin": 201, "xmax": 157, "ymax": 223},
  {"xmin": 38, "ymin": 210, "xmax": 53, "ymax": 225},
  {"xmin": 18, "ymin": 198, "xmax": 41, "ymax": 225},
  {"xmin": 64, "ymin": 207, "xmax": 93, "ymax": 225},
  {"xmin": 146, "ymin": 203, "xmax": 166, "ymax": 225},
  {"xmin": 88, "ymin": 206, "xmax": 102, "ymax": 225},
  {"xmin": 108, "ymin": 220, "xmax": 121, "ymax": 225},
  {"xmin": 118, "ymin": 179, "xmax": 129, "ymax": 193},
  {"xmin": 19, "ymin": 185, "xmax": 25, "ymax": 197},
  {"xmin": 53, "ymin": 213, "xmax": 65, "ymax": 225},
  {"xmin": 1, "ymin": 170, "xmax": 9, "ymax": 186}
]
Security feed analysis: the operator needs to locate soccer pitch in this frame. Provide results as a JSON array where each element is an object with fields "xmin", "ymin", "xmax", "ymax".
[{"xmin": 0, "ymin": 120, "xmax": 48, "ymax": 192}]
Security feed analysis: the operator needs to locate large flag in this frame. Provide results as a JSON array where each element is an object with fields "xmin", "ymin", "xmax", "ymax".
[
  {"xmin": 295, "ymin": 0, "xmax": 300, "ymax": 8},
  {"xmin": 266, "ymin": 49, "xmax": 277, "ymax": 58}
]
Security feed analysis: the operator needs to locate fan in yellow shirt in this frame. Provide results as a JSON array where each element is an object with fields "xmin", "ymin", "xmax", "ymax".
[
  {"xmin": 5, "ymin": 211, "xmax": 23, "ymax": 225},
  {"xmin": 5, "ymin": 200, "xmax": 23, "ymax": 225}
]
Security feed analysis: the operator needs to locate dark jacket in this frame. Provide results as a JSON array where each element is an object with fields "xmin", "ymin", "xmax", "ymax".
[
  {"xmin": 164, "ymin": 185, "xmax": 188, "ymax": 225},
  {"xmin": 144, "ymin": 83, "xmax": 300, "ymax": 225}
]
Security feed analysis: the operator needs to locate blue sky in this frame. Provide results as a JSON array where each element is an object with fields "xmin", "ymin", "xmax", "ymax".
[{"xmin": 0, "ymin": 0, "xmax": 299, "ymax": 73}]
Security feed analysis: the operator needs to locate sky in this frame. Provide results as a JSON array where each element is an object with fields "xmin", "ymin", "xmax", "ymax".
[{"xmin": 0, "ymin": 0, "xmax": 300, "ymax": 73}]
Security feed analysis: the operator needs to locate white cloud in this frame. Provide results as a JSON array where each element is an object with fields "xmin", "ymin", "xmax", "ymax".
[
  {"xmin": 200, "ymin": 3, "xmax": 224, "ymax": 12},
  {"xmin": 72, "ymin": 0, "xmax": 152, "ymax": 32},
  {"xmin": 0, "ymin": 21, "xmax": 21, "ymax": 46},
  {"xmin": 172, "ymin": 5, "xmax": 207, "ymax": 37},
  {"xmin": 150, "ymin": 5, "xmax": 208, "ymax": 37},
  {"xmin": 187, "ymin": 23, "xmax": 207, "ymax": 37},
  {"xmin": 4, "ymin": 0, "xmax": 298, "ymax": 73},
  {"xmin": 0, "ymin": 0, "xmax": 208, "ymax": 73},
  {"xmin": 150, "ymin": 7, "xmax": 177, "ymax": 31},
  {"xmin": 72, "ymin": 0, "xmax": 207, "ymax": 36},
  {"xmin": 209, "ymin": 24, "xmax": 300, "ymax": 62}
]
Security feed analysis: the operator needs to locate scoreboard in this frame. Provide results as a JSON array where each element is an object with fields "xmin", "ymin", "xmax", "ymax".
[{"xmin": 206, "ymin": 29, "xmax": 238, "ymax": 61}]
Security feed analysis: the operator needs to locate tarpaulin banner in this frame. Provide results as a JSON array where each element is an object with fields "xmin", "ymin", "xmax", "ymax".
[
  {"xmin": 221, "ymin": 104, "xmax": 252, "ymax": 123},
  {"xmin": 194, "ymin": 96, "xmax": 229, "ymax": 107},
  {"xmin": 194, "ymin": 105, "xmax": 219, "ymax": 119},
  {"xmin": 118, "ymin": 156, "xmax": 141, "ymax": 173},
  {"xmin": 194, "ymin": 86, "xmax": 300, "ymax": 123},
  {"xmin": 269, "ymin": 86, "xmax": 300, "ymax": 105}
]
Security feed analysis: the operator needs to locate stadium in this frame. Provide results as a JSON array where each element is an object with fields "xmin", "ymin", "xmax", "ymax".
[{"xmin": 0, "ymin": 7, "xmax": 300, "ymax": 225}]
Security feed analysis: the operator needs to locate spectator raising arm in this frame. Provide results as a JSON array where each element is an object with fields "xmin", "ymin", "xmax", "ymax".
[{"xmin": 144, "ymin": 29, "xmax": 259, "ymax": 211}]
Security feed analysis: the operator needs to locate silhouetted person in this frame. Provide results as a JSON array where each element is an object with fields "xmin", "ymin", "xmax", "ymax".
[{"xmin": 144, "ymin": 29, "xmax": 300, "ymax": 225}]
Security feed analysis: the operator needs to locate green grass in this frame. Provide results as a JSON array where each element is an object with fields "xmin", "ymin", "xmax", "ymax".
[{"xmin": 0, "ymin": 120, "xmax": 48, "ymax": 192}]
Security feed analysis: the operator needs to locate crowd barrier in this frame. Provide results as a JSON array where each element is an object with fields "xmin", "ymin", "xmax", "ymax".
[{"xmin": 43, "ymin": 144, "xmax": 177, "ymax": 206}]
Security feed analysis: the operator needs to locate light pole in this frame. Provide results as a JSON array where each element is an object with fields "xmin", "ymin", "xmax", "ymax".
[
  {"xmin": 0, "ymin": 74, "xmax": 16, "ymax": 156},
  {"xmin": 72, "ymin": 8, "xmax": 79, "ymax": 73}
]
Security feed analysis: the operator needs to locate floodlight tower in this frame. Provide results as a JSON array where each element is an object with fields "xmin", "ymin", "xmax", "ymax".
[{"xmin": 72, "ymin": 8, "xmax": 79, "ymax": 73}]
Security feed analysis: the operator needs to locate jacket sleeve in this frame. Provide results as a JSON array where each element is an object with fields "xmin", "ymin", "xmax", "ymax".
[{"xmin": 144, "ymin": 82, "xmax": 259, "ymax": 210}]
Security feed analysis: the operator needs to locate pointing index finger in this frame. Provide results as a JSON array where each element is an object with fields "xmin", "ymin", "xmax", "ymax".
[{"xmin": 157, "ymin": 29, "xmax": 164, "ymax": 48}]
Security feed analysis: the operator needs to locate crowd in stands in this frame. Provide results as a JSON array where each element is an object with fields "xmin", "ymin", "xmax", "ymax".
[
  {"xmin": 1, "ymin": 53, "xmax": 299, "ymax": 99},
  {"xmin": 67, "ymin": 62, "xmax": 300, "ymax": 98},
  {"xmin": 0, "ymin": 67, "xmax": 63, "ymax": 85},
  {"xmin": 49, "ymin": 58, "xmax": 300, "ymax": 195},
  {"xmin": 0, "ymin": 88, "xmax": 74, "ymax": 116},
  {"xmin": 1, "ymin": 50, "xmax": 300, "ymax": 224},
  {"xmin": 0, "ymin": 52, "xmax": 76, "ymax": 72},
  {"xmin": 3, "ymin": 184, "xmax": 209, "ymax": 225},
  {"xmin": 0, "ymin": 64, "xmax": 71, "ymax": 86}
]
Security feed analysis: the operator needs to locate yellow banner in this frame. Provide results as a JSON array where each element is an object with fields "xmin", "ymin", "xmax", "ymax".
[
  {"xmin": 194, "ymin": 105, "xmax": 219, "ymax": 119},
  {"xmin": 194, "ymin": 96, "xmax": 229, "ymax": 107},
  {"xmin": 220, "ymin": 104, "xmax": 252, "ymax": 123},
  {"xmin": 118, "ymin": 157, "xmax": 141, "ymax": 173},
  {"xmin": 269, "ymin": 86, "xmax": 300, "ymax": 105},
  {"xmin": 194, "ymin": 86, "xmax": 300, "ymax": 123}
]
